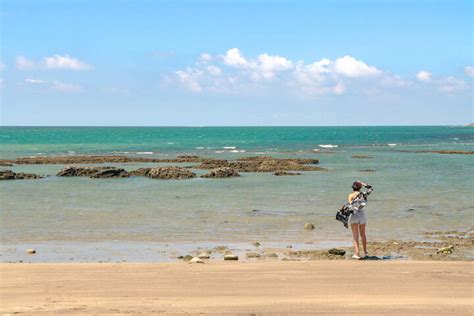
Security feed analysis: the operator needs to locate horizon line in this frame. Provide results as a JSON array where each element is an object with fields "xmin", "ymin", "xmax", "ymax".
[{"xmin": 0, "ymin": 124, "xmax": 472, "ymax": 128}]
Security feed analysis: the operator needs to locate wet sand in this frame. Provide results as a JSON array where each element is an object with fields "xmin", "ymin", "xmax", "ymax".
[{"xmin": 1, "ymin": 261, "xmax": 472, "ymax": 315}]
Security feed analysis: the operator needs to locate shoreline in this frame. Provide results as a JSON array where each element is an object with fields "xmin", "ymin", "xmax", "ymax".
[
  {"xmin": 3, "ymin": 230, "xmax": 473, "ymax": 263},
  {"xmin": 1, "ymin": 260, "xmax": 472, "ymax": 314}
]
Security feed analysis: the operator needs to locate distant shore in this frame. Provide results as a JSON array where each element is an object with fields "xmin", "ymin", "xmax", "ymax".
[{"xmin": 1, "ymin": 261, "xmax": 472, "ymax": 314}]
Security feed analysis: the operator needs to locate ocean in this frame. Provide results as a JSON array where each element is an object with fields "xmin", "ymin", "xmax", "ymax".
[{"xmin": 1, "ymin": 126, "xmax": 473, "ymax": 262}]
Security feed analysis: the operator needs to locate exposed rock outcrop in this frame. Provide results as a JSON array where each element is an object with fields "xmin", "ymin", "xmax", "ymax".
[
  {"xmin": 397, "ymin": 150, "xmax": 474, "ymax": 155},
  {"xmin": 0, "ymin": 155, "xmax": 207, "ymax": 165},
  {"xmin": 274, "ymin": 171, "xmax": 302, "ymax": 176},
  {"xmin": 132, "ymin": 166, "xmax": 196, "ymax": 180},
  {"xmin": 0, "ymin": 170, "xmax": 44, "ymax": 180},
  {"xmin": 195, "ymin": 156, "xmax": 325, "ymax": 173},
  {"xmin": 201, "ymin": 167, "xmax": 240, "ymax": 178},
  {"xmin": 57, "ymin": 166, "xmax": 130, "ymax": 178}
]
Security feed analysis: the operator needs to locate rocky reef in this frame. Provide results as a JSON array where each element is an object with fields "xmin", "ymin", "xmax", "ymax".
[
  {"xmin": 0, "ymin": 170, "xmax": 44, "ymax": 180},
  {"xmin": 194, "ymin": 156, "xmax": 324, "ymax": 173},
  {"xmin": 201, "ymin": 167, "xmax": 240, "ymax": 178},
  {"xmin": 397, "ymin": 150, "xmax": 474, "ymax": 155},
  {"xmin": 2, "ymin": 155, "xmax": 327, "ymax": 180},
  {"xmin": 57, "ymin": 166, "xmax": 130, "ymax": 178},
  {"xmin": 0, "ymin": 155, "xmax": 206, "ymax": 165},
  {"xmin": 131, "ymin": 166, "xmax": 197, "ymax": 180}
]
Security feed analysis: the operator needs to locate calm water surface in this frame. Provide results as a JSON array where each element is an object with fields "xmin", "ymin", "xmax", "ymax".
[{"xmin": 1, "ymin": 126, "xmax": 473, "ymax": 262}]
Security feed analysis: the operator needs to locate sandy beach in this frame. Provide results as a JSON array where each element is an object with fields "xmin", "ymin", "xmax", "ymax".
[{"xmin": 1, "ymin": 261, "xmax": 472, "ymax": 315}]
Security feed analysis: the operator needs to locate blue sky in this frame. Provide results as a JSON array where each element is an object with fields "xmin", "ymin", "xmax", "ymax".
[{"xmin": 1, "ymin": 0, "xmax": 472, "ymax": 126}]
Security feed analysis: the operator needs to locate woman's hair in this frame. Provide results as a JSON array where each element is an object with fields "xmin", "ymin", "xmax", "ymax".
[{"xmin": 352, "ymin": 181, "xmax": 362, "ymax": 191}]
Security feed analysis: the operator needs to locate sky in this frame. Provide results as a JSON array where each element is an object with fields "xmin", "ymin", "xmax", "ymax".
[{"xmin": 0, "ymin": 0, "xmax": 472, "ymax": 126}]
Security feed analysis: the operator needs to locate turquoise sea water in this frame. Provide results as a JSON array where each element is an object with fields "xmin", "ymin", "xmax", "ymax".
[{"xmin": 1, "ymin": 126, "xmax": 473, "ymax": 262}]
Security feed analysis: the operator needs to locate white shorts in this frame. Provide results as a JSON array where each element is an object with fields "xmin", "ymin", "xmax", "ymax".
[{"xmin": 349, "ymin": 211, "xmax": 366, "ymax": 225}]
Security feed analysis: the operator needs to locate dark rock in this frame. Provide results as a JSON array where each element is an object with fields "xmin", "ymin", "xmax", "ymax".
[
  {"xmin": 195, "ymin": 156, "xmax": 325, "ymax": 173},
  {"xmin": 57, "ymin": 166, "xmax": 129, "ymax": 178},
  {"xmin": 224, "ymin": 254, "xmax": 239, "ymax": 261},
  {"xmin": 197, "ymin": 252, "xmax": 211, "ymax": 259},
  {"xmin": 0, "ymin": 155, "xmax": 207, "ymax": 165},
  {"xmin": 328, "ymin": 248, "xmax": 346, "ymax": 256},
  {"xmin": 0, "ymin": 170, "xmax": 44, "ymax": 180},
  {"xmin": 246, "ymin": 252, "xmax": 262, "ymax": 258},
  {"xmin": 274, "ymin": 171, "xmax": 302, "ymax": 176},
  {"xmin": 182, "ymin": 255, "xmax": 194, "ymax": 262},
  {"xmin": 351, "ymin": 155, "xmax": 373, "ymax": 159},
  {"xmin": 437, "ymin": 245, "xmax": 454, "ymax": 254},
  {"xmin": 89, "ymin": 168, "xmax": 130, "ymax": 178},
  {"xmin": 145, "ymin": 166, "xmax": 196, "ymax": 180},
  {"xmin": 304, "ymin": 223, "xmax": 315, "ymax": 230},
  {"xmin": 397, "ymin": 150, "xmax": 474, "ymax": 155},
  {"xmin": 263, "ymin": 253, "xmax": 279, "ymax": 258},
  {"xmin": 360, "ymin": 169, "xmax": 377, "ymax": 172},
  {"xmin": 201, "ymin": 167, "xmax": 240, "ymax": 178}
]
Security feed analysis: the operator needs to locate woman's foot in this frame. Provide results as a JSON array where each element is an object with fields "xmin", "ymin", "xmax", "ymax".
[
  {"xmin": 362, "ymin": 252, "xmax": 368, "ymax": 259},
  {"xmin": 352, "ymin": 254, "xmax": 361, "ymax": 260}
]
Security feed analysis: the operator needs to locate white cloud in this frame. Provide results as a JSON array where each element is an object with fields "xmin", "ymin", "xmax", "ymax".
[
  {"xmin": 464, "ymin": 66, "xmax": 474, "ymax": 77},
  {"xmin": 223, "ymin": 48, "xmax": 249, "ymax": 68},
  {"xmin": 171, "ymin": 48, "xmax": 469, "ymax": 97},
  {"xmin": 416, "ymin": 70, "xmax": 432, "ymax": 82},
  {"xmin": 15, "ymin": 54, "xmax": 92, "ymax": 71},
  {"xmin": 257, "ymin": 53, "xmax": 293, "ymax": 72},
  {"xmin": 43, "ymin": 55, "xmax": 92, "ymax": 70},
  {"xmin": 199, "ymin": 53, "xmax": 213, "ymax": 62},
  {"xmin": 24, "ymin": 78, "xmax": 45, "ymax": 84},
  {"xmin": 176, "ymin": 68, "xmax": 202, "ymax": 92},
  {"xmin": 51, "ymin": 81, "xmax": 83, "ymax": 92},
  {"xmin": 207, "ymin": 65, "xmax": 221, "ymax": 76},
  {"xmin": 16, "ymin": 56, "xmax": 35, "ymax": 70},
  {"xmin": 333, "ymin": 55, "xmax": 381, "ymax": 77},
  {"xmin": 438, "ymin": 76, "xmax": 467, "ymax": 94}
]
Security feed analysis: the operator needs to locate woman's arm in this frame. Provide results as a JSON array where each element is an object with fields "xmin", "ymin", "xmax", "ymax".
[{"xmin": 361, "ymin": 182, "xmax": 373, "ymax": 196}]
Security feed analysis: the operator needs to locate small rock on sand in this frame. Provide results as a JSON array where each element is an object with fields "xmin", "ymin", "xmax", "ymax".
[
  {"xmin": 246, "ymin": 252, "xmax": 262, "ymax": 258},
  {"xmin": 253, "ymin": 242, "xmax": 261, "ymax": 247},
  {"xmin": 182, "ymin": 255, "xmax": 194, "ymax": 262},
  {"xmin": 224, "ymin": 254, "xmax": 239, "ymax": 261},
  {"xmin": 437, "ymin": 245, "xmax": 454, "ymax": 254},
  {"xmin": 264, "ymin": 253, "xmax": 279, "ymax": 258},
  {"xmin": 26, "ymin": 249, "xmax": 36, "ymax": 254},
  {"xmin": 198, "ymin": 252, "xmax": 211, "ymax": 259},
  {"xmin": 189, "ymin": 257, "xmax": 205, "ymax": 264},
  {"xmin": 328, "ymin": 248, "xmax": 346, "ymax": 256},
  {"xmin": 304, "ymin": 223, "xmax": 315, "ymax": 230}
]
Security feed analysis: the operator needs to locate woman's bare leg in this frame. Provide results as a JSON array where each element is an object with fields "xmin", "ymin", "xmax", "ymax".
[
  {"xmin": 359, "ymin": 224, "xmax": 367, "ymax": 255},
  {"xmin": 351, "ymin": 224, "xmax": 360, "ymax": 255}
]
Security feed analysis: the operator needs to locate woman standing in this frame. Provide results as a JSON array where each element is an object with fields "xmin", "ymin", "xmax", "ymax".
[{"xmin": 347, "ymin": 181, "xmax": 373, "ymax": 259}]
